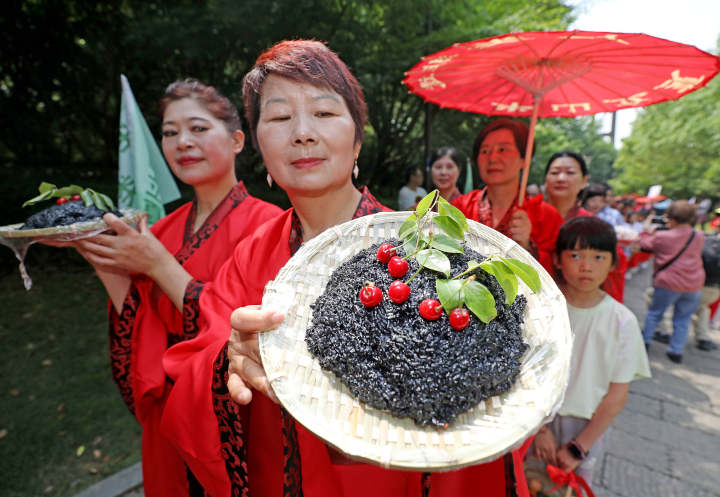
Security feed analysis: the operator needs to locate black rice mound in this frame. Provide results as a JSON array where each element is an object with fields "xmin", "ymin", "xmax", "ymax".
[
  {"xmin": 21, "ymin": 200, "xmax": 120, "ymax": 230},
  {"xmin": 306, "ymin": 240, "xmax": 528, "ymax": 427}
]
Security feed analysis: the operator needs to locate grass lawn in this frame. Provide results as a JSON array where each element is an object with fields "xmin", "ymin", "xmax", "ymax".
[{"xmin": 0, "ymin": 247, "xmax": 141, "ymax": 497}]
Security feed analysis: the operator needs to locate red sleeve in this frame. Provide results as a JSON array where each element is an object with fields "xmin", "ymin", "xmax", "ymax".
[
  {"xmin": 526, "ymin": 198, "xmax": 564, "ymax": 275},
  {"xmin": 161, "ymin": 212, "xmax": 293, "ymax": 497},
  {"xmin": 602, "ymin": 248, "xmax": 627, "ymax": 303},
  {"xmin": 452, "ymin": 189, "xmax": 482, "ymax": 221}
]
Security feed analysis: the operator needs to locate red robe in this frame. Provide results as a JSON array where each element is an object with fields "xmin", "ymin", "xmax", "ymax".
[
  {"xmin": 452, "ymin": 188, "xmax": 563, "ymax": 275},
  {"xmin": 108, "ymin": 182, "xmax": 281, "ymax": 497},
  {"xmin": 161, "ymin": 188, "xmax": 532, "ymax": 497}
]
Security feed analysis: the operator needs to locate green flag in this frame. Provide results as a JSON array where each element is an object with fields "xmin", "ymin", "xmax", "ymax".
[
  {"xmin": 463, "ymin": 157, "xmax": 474, "ymax": 193},
  {"xmin": 119, "ymin": 74, "xmax": 180, "ymax": 224}
]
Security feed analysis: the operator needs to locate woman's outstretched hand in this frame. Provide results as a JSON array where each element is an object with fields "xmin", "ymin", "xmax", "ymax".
[
  {"xmin": 75, "ymin": 213, "xmax": 171, "ymax": 276},
  {"xmin": 227, "ymin": 305, "xmax": 284, "ymax": 405}
]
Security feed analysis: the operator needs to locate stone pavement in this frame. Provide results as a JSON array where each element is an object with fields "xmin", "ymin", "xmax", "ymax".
[
  {"xmin": 591, "ymin": 262, "xmax": 720, "ymax": 497},
  {"xmin": 99, "ymin": 262, "xmax": 720, "ymax": 497}
]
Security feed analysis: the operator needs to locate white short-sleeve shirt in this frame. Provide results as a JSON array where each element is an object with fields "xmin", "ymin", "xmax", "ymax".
[{"xmin": 559, "ymin": 294, "xmax": 651, "ymax": 419}]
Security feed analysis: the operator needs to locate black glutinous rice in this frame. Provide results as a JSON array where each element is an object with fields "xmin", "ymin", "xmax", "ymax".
[
  {"xmin": 305, "ymin": 240, "xmax": 528, "ymax": 427},
  {"xmin": 21, "ymin": 201, "xmax": 120, "ymax": 230}
]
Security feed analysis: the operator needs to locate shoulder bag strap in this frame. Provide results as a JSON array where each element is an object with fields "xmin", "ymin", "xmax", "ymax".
[{"xmin": 654, "ymin": 230, "xmax": 697, "ymax": 277}]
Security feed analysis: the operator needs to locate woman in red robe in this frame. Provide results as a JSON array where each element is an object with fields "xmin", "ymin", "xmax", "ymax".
[
  {"xmin": 160, "ymin": 40, "xmax": 532, "ymax": 497},
  {"xmin": 71, "ymin": 79, "xmax": 282, "ymax": 496},
  {"xmin": 452, "ymin": 119, "xmax": 564, "ymax": 275},
  {"xmin": 543, "ymin": 150, "xmax": 627, "ymax": 302}
]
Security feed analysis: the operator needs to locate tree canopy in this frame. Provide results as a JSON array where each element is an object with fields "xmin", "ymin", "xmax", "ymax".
[{"xmin": 1, "ymin": 0, "xmax": 619, "ymax": 222}]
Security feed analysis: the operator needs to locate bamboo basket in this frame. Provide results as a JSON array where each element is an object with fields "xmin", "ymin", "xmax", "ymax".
[
  {"xmin": 0, "ymin": 209, "xmax": 145, "ymax": 240},
  {"xmin": 259, "ymin": 211, "xmax": 572, "ymax": 471}
]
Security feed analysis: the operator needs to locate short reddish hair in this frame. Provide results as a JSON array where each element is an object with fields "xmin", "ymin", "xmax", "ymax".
[
  {"xmin": 472, "ymin": 118, "xmax": 534, "ymax": 163},
  {"xmin": 158, "ymin": 78, "xmax": 241, "ymax": 133},
  {"xmin": 242, "ymin": 39, "xmax": 367, "ymax": 149}
]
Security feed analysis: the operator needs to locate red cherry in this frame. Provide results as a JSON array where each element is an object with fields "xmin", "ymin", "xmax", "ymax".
[
  {"xmin": 359, "ymin": 282, "xmax": 382, "ymax": 307},
  {"xmin": 388, "ymin": 256, "xmax": 409, "ymax": 278},
  {"xmin": 56, "ymin": 197, "xmax": 68, "ymax": 205},
  {"xmin": 449, "ymin": 308, "xmax": 471, "ymax": 330},
  {"xmin": 71, "ymin": 194, "xmax": 82, "ymax": 201},
  {"xmin": 376, "ymin": 243, "xmax": 396, "ymax": 264},
  {"xmin": 388, "ymin": 280, "xmax": 411, "ymax": 303},
  {"xmin": 419, "ymin": 299, "xmax": 443, "ymax": 321}
]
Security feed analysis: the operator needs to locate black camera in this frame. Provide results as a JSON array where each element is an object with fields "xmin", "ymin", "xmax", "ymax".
[{"xmin": 651, "ymin": 215, "xmax": 668, "ymax": 230}]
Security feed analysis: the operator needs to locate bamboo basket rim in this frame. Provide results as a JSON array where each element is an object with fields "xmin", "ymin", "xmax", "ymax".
[{"xmin": 0, "ymin": 209, "xmax": 145, "ymax": 240}]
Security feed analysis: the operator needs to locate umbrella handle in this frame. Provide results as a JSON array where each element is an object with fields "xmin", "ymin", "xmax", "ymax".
[{"xmin": 517, "ymin": 100, "xmax": 540, "ymax": 208}]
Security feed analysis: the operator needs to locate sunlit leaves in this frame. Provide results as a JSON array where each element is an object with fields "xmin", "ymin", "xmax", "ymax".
[
  {"xmin": 397, "ymin": 189, "xmax": 541, "ymax": 325},
  {"xmin": 22, "ymin": 183, "xmax": 116, "ymax": 210}
]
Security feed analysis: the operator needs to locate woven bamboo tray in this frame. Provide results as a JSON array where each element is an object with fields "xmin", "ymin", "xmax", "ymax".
[
  {"xmin": 259, "ymin": 211, "xmax": 572, "ymax": 471},
  {"xmin": 0, "ymin": 209, "xmax": 145, "ymax": 240}
]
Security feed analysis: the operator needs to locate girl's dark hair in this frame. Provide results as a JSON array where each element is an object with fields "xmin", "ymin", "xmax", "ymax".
[
  {"xmin": 555, "ymin": 216, "xmax": 618, "ymax": 264},
  {"xmin": 159, "ymin": 78, "xmax": 241, "ymax": 133},
  {"xmin": 544, "ymin": 150, "xmax": 588, "ymax": 177}
]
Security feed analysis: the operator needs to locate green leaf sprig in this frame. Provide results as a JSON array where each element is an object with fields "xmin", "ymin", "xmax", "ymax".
[
  {"xmin": 22, "ymin": 182, "xmax": 116, "ymax": 210},
  {"xmin": 398, "ymin": 190, "xmax": 541, "ymax": 324}
]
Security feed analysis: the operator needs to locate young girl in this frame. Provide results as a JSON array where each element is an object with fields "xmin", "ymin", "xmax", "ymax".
[{"xmin": 531, "ymin": 216, "xmax": 651, "ymax": 487}]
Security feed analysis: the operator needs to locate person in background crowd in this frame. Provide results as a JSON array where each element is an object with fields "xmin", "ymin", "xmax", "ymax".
[
  {"xmin": 581, "ymin": 184, "xmax": 606, "ymax": 215},
  {"xmin": 526, "ymin": 183, "xmax": 541, "ymax": 197},
  {"xmin": 597, "ymin": 183, "xmax": 626, "ymax": 227},
  {"xmin": 543, "ymin": 150, "xmax": 591, "ymax": 220},
  {"xmin": 452, "ymin": 118, "xmax": 564, "ymax": 275},
  {"xmin": 398, "ymin": 166, "xmax": 427, "ymax": 210},
  {"xmin": 641, "ymin": 201, "xmax": 705, "ymax": 363},
  {"xmin": 429, "ymin": 146, "xmax": 463, "ymax": 202}
]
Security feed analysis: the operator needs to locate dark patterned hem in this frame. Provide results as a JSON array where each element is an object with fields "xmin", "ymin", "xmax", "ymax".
[
  {"xmin": 171, "ymin": 279, "xmax": 205, "ymax": 348},
  {"xmin": 212, "ymin": 348, "xmax": 251, "ymax": 497},
  {"xmin": 109, "ymin": 287, "xmax": 140, "ymax": 416}
]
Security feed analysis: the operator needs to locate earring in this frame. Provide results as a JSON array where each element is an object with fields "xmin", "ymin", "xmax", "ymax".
[
  {"xmin": 353, "ymin": 160, "xmax": 359, "ymax": 180},
  {"xmin": 266, "ymin": 173, "xmax": 273, "ymax": 188}
]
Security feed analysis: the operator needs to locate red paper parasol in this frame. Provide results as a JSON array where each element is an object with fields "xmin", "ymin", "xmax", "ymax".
[{"xmin": 403, "ymin": 30, "xmax": 720, "ymax": 204}]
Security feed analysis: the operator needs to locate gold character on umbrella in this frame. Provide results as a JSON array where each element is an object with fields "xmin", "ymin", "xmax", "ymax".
[
  {"xmin": 418, "ymin": 73, "xmax": 446, "ymax": 90},
  {"xmin": 468, "ymin": 35, "xmax": 533, "ymax": 50},
  {"xmin": 491, "ymin": 102, "xmax": 534, "ymax": 113},
  {"xmin": 654, "ymin": 70, "xmax": 706, "ymax": 93},
  {"xmin": 551, "ymin": 102, "xmax": 591, "ymax": 113},
  {"xmin": 603, "ymin": 92, "xmax": 650, "ymax": 107},
  {"xmin": 421, "ymin": 55, "xmax": 457, "ymax": 72}
]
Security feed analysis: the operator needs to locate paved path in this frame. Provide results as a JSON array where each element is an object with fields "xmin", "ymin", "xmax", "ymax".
[
  {"xmin": 103, "ymin": 263, "xmax": 720, "ymax": 497},
  {"xmin": 592, "ymin": 262, "xmax": 720, "ymax": 497}
]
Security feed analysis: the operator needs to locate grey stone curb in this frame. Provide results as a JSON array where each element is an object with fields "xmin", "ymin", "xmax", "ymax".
[{"xmin": 71, "ymin": 462, "xmax": 142, "ymax": 497}]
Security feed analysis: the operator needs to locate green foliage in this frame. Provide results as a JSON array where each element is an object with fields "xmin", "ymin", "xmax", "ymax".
[
  {"xmin": 0, "ymin": 264, "xmax": 141, "ymax": 497},
  {"xmin": 22, "ymin": 183, "xmax": 115, "ymax": 210},
  {"xmin": 0, "ymin": 0, "xmax": 575, "ymax": 212},
  {"xmin": 612, "ymin": 72, "xmax": 720, "ymax": 198}
]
